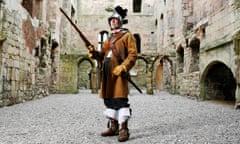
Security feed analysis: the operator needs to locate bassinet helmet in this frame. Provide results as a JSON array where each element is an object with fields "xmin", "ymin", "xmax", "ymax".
[{"xmin": 108, "ymin": 5, "xmax": 128, "ymax": 27}]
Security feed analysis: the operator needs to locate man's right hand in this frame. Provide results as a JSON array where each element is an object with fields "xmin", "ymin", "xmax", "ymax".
[
  {"xmin": 88, "ymin": 50, "xmax": 95, "ymax": 58},
  {"xmin": 88, "ymin": 45, "xmax": 96, "ymax": 58}
]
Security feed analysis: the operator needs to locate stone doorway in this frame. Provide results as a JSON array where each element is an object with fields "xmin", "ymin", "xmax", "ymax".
[
  {"xmin": 77, "ymin": 59, "xmax": 93, "ymax": 90},
  {"xmin": 200, "ymin": 61, "xmax": 236, "ymax": 102}
]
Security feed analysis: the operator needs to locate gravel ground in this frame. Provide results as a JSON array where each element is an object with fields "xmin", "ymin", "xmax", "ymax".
[{"xmin": 0, "ymin": 90, "xmax": 240, "ymax": 144}]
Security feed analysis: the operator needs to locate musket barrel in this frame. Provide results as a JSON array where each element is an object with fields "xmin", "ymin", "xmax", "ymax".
[{"xmin": 59, "ymin": 8, "xmax": 93, "ymax": 50}]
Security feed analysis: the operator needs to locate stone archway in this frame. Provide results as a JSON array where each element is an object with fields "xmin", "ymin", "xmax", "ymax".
[
  {"xmin": 77, "ymin": 58, "xmax": 94, "ymax": 90},
  {"xmin": 154, "ymin": 55, "xmax": 174, "ymax": 92},
  {"xmin": 155, "ymin": 60, "xmax": 163, "ymax": 90},
  {"xmin": 200, "ymin": 61, "xmax": 236, "ymax": 102},
  {"xmin": 189, "ymin": 37, "xmax": 200, "ymax": 72},
  {"xmin": 176, "ymin": 44, "xmax": 184, "ymax": 73}
]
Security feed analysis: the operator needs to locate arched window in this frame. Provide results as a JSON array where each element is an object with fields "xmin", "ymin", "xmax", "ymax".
[
  {"xmin": 176, "ymin": 45, "xmax": 184, "ymax": 73},
  {"xmin": 189, "ymin": 37, "xmax": 200, "ymax": 72},
  {"xmin": 98, "ymin": 31, "xmax": 108, "ymax": 51}
]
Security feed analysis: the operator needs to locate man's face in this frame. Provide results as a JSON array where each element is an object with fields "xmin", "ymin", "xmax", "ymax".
[{"xmin": 110, "ymin": 18, "xmax": 120, "ymax": 30}]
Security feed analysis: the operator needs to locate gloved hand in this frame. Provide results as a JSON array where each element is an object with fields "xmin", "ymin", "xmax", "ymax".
[
  {"xmin": 88, "ymin": 45, "xmax": 96, "ymax": 58},
  {"xmin": 113, "ymin": 65, "xmax": 127, "ymax": 76},
  {"xmin": 88, "ymin": 50, "xmax": 94, "ymax": 58}
]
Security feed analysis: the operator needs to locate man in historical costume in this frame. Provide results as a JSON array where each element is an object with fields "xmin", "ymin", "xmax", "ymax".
[{"xmin": 88, "ymin": 5, "xmax": 138, "ymax": 142}]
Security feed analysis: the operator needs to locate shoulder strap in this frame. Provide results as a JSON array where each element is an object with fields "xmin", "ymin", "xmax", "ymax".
[
  {"xmin": 109, "ymin": 30, "xmax": 127, "ymax": 44},
  {"xmin": 109, "ymin": 30, "xmax": 128, "ymax": 63}
]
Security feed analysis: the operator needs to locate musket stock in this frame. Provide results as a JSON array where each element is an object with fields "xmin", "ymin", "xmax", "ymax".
[{"xmin": 59, "ymin": 8, "xmax": 93, "ymax": 50}]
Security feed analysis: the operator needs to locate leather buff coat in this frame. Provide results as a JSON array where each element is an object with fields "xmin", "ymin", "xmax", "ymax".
[{"xmin": 93, "ymin": 30, "xmax": 138, "ymax": 99}]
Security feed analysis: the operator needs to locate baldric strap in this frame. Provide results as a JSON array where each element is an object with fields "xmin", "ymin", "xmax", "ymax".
[{"xmin": 108, "ymin": 30, "xmax": 128, "ymax": 64}]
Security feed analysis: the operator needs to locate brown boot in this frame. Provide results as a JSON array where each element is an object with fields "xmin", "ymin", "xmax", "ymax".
[
  {"xmin": 101, "ymin": 119, "xmax": 119, "ymax": 137},
  {"xmin": 118, "ymin": 121, "xmax": 130, "ymax": 142}
]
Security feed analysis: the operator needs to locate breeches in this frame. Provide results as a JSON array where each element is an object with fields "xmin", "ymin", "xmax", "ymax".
[
  {"xmin": 103, "ymin": 98, "xmax": 131, "ymax": 124},
  {"xmin": 104, "ymin": 98, "xmax": 129, "ymax": 110}
]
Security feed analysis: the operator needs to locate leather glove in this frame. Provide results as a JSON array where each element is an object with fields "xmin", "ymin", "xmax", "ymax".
[
  {"xmin": 113, "ymin": 65, "xmax": 127, "ymax": 76},
  {"xmin": 88, "ymin": 45, "xmax": 96, "ymax": 58},
  {"xmin": 88, "ymin": 50, "xmax": 94, "ymax": 58}
]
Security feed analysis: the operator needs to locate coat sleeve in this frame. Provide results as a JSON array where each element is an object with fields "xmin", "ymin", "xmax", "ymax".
[{"xmin": 121, "ymin": 33, "xmax": 138, "ymax": 71}]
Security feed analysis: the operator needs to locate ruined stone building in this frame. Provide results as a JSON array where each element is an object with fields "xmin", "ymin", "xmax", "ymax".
[
  {"xmin": 0, "ymin": 0, "xmax": 62, "ymax": 106},
  {"xmin": 154, "ymin": 0, "xmax": 240, "ymax": 109},
  {"xmin": 0, "ymin": 0, "xmax": 240, "ymax": 109}
]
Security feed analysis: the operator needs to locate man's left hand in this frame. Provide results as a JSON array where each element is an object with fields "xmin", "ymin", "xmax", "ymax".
[{"xmin": 113, "ymin": 65, "xmax": 127, "ymax": 76}]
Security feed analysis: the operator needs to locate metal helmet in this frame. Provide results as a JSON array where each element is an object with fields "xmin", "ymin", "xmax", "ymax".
[{"xmin": 108, "ymin": 5, "xmax": 128, "ymax": 27}]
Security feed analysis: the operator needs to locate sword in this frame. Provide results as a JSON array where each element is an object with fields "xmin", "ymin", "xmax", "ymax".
[
  {"xmin": 122, "ymin": 72, "xmax": 142, "ymax": 94},
  {"xmin": 128, "ymin": 78, "xmax": 143, "ymax": 94}
]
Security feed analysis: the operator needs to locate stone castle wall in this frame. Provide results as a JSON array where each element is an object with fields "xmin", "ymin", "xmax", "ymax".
[
  {"xmin": 154, "ymin": 0, "xmax": 240, "ymax": 104},
  {"xmin": 0, "ymin": 1, "xmax": 53, "ymax": 107}
]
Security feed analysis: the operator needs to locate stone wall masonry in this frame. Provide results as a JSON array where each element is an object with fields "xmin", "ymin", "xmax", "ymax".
[
  {"xmin": 58, "ymin": 54, "xmax": 79, "ymax": 94},
  {"xmin": 165, "ymin": 0, "xmax": 240, "ymax": 102},
  {"xmin": 0, "ymin": 5, "xmax": 51, "ymax": 107},
  {"xmin": 176, "ymin": 72, "xmax": 200, "ymax": 98}
]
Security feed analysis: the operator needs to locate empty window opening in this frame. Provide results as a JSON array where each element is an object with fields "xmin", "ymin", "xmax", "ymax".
[
  {"xmin": 155, "ymin": 19, "xmax": 158, "ymax": 26},
  {"xmin": 133, "ymin": 0, "xmax": 142, "ymax": 13},
  {"xmin": 22, "ymin": 0, "xmax": 34, "ymax": 17},
  {"xmin": 21, "ymin": 0, "xmax": 43, "ymax": 19},
  {"xmin": 189, "ymin": 37, "xmax": 200, "ymax": 72},
  {"xmin": 202, "ymin": 27, "xmax": 206, "ymax": 37},
  {"xmin": 34, "ymin": 46, "xmax": 39, "ymax": 57},
  {"xmin": 134, "ymin": 33, "xmax": 141, "ymax": 53},
  {"xmin": 185, "ymin": 38, "xmax": 189, "ymax": 47},
  {"xmin": 98, "ymin": 31, "xmax": 108, "ymax": 51},
  {"xmin": 160, "ymin": 13, "xmax": 164, "ymax": 20},
  {"xmin": 176, "ymin": 45, "xmax": 184, "ymax": 73},
  {"xmin": 71, "ymin": 5, "xmax": 75, "ymax": 20}
]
